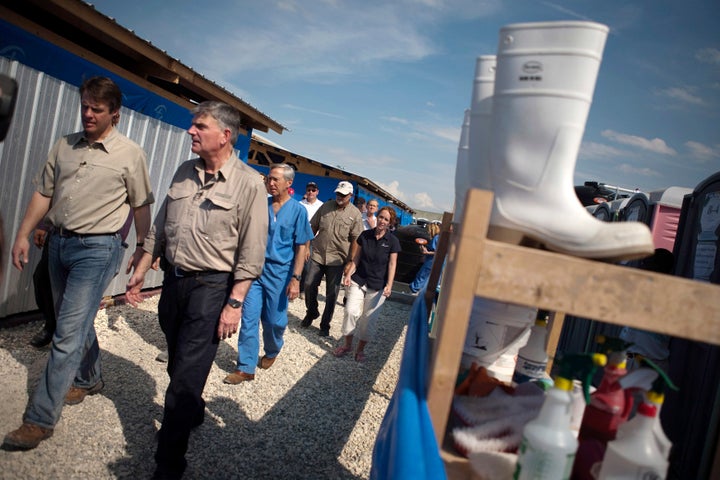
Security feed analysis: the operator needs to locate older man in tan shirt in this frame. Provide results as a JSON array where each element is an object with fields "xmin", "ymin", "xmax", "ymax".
[{"xmin": 126, "ymin": 101, "xmax": 267, "ymax": 479}]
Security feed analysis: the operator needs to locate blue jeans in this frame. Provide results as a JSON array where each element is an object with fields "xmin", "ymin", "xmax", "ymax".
[
  {"xmin": 409, "ymin": 257, "xmax": 433, "ymax": 293},
  {"xmin": 24, "ymin": 232, "xmax": 123, "ymax": 429},
  {"xmin": 237, "ymin": 262, "xmax": 290, "ymax": 374}
]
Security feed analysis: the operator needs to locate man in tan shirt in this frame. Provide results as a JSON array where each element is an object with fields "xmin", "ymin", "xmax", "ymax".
[
  {"xmin": 125, "ymin": 101, "xmax": 267, "ymax": 479},
  {"xmin": 4, "ymin": 76, "xmax": 154, "ymax": 451},
  {"xmin": 301, "ymin": 180, "xmax": 364, "ymax": 336}
]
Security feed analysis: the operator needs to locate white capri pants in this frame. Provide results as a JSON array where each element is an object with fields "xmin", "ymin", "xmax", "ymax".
[{"xmin": 341, "ymin": 280, "xmax": 387, "ymax": 341}]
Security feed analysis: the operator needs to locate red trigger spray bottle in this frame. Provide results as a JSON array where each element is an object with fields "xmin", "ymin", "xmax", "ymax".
[{"xmin": 572, "ymin": 336, "xmax": 634, "ymax": 480}]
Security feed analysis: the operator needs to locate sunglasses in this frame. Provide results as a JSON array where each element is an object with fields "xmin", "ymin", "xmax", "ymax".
[{"xmin": 306, "ymin": 188, "xmax": 318, "ymax": 192}]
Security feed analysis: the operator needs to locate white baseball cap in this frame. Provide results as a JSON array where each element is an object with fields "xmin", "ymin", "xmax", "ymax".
[{"xmin": 335, "ymin": 181, "xmax": 353, "ymax": 196}]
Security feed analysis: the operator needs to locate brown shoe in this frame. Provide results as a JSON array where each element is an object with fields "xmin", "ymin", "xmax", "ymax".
[
  {"xmin": 64, "ymin": 380, "xmax": 104, "ymax": 405},
  {"xmin": 3, "ymin": 423, "xmax": 53, "ymax": 450},
  {"xmin": 259, "ymin": 355, "xmax": 276, "ymax": 369},
  {"xmin": 223, "ymin": 371, "xmax": 255, "ymax": 384}
]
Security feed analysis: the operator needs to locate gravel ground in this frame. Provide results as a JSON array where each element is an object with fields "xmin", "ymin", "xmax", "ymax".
[{"xmin": 0, "ymin": 284, "xmax": 413, "ymax": 479}]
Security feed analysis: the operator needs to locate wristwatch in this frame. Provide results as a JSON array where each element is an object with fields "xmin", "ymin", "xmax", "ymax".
[
  {"xmin": 227, "ymin": 298, "xmax": 243, "ymax": 309},
  {"xmin": 291, "ymin": 273, "xmax": 302, "ymax": 281}
]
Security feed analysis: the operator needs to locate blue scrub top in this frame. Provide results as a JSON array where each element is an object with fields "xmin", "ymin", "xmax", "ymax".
[{"xmin": 265, "ymin": 197, "xmax": 314, "ymax": 265}]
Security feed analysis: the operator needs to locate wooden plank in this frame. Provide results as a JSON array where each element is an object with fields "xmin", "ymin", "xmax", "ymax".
[
  {"xmin": 473, "ymin": 239, "xmax": 720, "ymax": 346},
  {"xmin": 427, "ymin": 190, "xmax": 493, "ymax": 445},
  {"xmin": 545, "ymin": 311, "xmax": 565, "ymax": 373}
]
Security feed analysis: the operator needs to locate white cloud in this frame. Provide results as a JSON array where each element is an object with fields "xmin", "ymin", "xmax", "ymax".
[
  {"xmin": 282, "ymin": 104, "xmax": 344, "ymax": 119},
  {"xmin": 685, "ymin": 141, "xmax": 720, "ymax": 162},
  {"xmin": 413, "ymin": 191, "xmax": 437, "ymax": 209},
  {"xmin": 422, "ymin": 125, "xmax": 460, "ymax": 143},
  {"xmin": 695, "ymin": 48, "xmax": 720, "ymax": 65},
  {"xmin": 653, "ymin": 86, "xmax": 704, "ymax": 106},
  {"xmin": 617, "ymin": 163, "xmax": 662, "ymax": 177},
  {"xmin": 579, "ymin": 141, "xmax": 629, "ymax": 159},
  {"xmin": 382, "ymin": 116, "xmax": 410, "ymax": 125},
  {"xmin": 376, "ymin": 180, "xmax": 406, "ymax": 201},
  {"xmin": 601, "ymin": 130, "xmax": 677, "ymax": 155}
]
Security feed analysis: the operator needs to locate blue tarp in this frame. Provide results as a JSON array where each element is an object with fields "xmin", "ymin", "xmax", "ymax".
[{"xmin": 370, "ymin": 293, "xmax": 446, "ymax": 480}]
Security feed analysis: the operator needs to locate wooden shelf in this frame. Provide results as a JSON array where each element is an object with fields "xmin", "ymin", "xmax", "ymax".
[{"xmin": 426, "ymin": 188, "xmax": 720, "ymax": 478}]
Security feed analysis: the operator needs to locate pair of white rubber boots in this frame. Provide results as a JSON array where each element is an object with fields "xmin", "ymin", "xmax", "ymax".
[{"xmin": 455, "ymin": 21, "xmax": 653, "ymax": 261}]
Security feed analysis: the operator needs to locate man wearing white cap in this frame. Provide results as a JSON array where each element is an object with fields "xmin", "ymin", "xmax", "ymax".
[{"xmin": 301, "ymin": 180, "xmax": 363, "ymax": 336}]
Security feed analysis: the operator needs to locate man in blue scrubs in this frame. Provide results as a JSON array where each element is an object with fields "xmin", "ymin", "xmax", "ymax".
[{"xmin": 224, "ymin": 163, "xmax": 314, "ymax": 383}]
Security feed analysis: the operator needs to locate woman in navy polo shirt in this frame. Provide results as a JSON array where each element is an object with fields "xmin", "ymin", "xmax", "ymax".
[{"xmin": 334, "ymin": 206, "xmax": 401, "ymax": 362}]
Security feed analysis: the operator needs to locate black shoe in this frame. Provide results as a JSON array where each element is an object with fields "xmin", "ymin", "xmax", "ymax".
[
  {"xmin": 29, "ymin": 328, "xmax": 53, "ymax": 348},
  {"xmin": 300, "ymin": 316, "xmax": 313, "ymax": 328},
  {"xmin": 319, "ymin": 328, "xmax": 330, "ymax": 337}
]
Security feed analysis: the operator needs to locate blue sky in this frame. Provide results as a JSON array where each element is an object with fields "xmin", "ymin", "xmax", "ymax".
[{"xmin": 90, "ymin": 0, "xmax": 720, "ymax": 212}]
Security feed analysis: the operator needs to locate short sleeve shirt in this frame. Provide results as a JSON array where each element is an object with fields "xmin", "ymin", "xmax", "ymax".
[
  {"xmin": 36, "ymin": 129, "xmax": 154, "ymax": 234},
  {"xmin": 310, "ymin": 200, "xmax": 364, "ymax": 266},
  {"xmin": 265, "ymin": 197, "xmax": 314, "ymax": 265},
  {"xmin": 300, "ymin": 198, "xmax": 323, "ymax": 224},
  {"xmin": 351, "ymin": 229, "xmax": 401, "ymax": 290}
]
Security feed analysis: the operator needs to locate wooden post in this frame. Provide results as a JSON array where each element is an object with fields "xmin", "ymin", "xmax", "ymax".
[{"xmin": 427, "ymin": 190, "xmax": 493, "ymax": 445}]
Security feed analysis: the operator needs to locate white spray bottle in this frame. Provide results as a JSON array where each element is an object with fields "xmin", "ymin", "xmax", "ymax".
[{"xmin": 513, "ymin": 353, "xmax": 606, "ymax": 480}]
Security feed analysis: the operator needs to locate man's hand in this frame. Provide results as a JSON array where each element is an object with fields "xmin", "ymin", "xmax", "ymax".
[
  {"xmin": 286, "ymin": 278, "xmax": 300, "ymax": 301},
  {"xmin": 217, "ymin": 305, "xmax": 240, "ymax": 340},
  {"xmin": 33, "ymin": 229, "xmax": 48, "ymax": 248},
  {"xmin": 125, "ymin": 251, "xmax": 153, "ymax": 307},
  {"xmin": 126, "ymin": 246, "xmax": 147, "ymax": 275},
  {"xmin": 11, "ymin": 236, "xmax": 31, "ymax": 271},
  {"xmin": 125, "ymin": 271, "xmax": 146, "ymax": 307}
]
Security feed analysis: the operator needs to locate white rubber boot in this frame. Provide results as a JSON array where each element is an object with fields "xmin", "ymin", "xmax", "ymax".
[
  {"xmin": 487, "ymin": 21, "xmax": 653, "ymax": 260},
  {"xmin": 456, "ymin": 55, "xmax": 496, "ymax": 221}
]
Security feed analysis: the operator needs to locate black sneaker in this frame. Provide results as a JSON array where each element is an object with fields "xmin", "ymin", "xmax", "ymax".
[
  {"xmin": 318, "ymin": 328, "xmax": 330, "ymax": 337},
  {"xmin": 300, "ymin": 316, "xmax": 313, "ymax": 328}
]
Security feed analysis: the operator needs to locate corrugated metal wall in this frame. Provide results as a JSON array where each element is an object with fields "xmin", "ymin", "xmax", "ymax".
[{"xmin": 0, "ymin": 59, "xmax": 194, "ymax": 317}]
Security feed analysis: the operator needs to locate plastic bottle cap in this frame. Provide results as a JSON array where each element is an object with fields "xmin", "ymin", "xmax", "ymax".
[
  {"xmin": 554, "ymin": 377, "xmax": 573, "ymax": 391},
  {"xmin": 637, "ymin": 402, "xmax": 658, "ymax": 417},
  {"xmin": 646, "ymin": 391, "xmax": 665, "ymax": 405}
]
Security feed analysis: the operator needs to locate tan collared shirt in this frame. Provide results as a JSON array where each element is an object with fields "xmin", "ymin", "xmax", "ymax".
[
  {"xmin": 144, "ymin": 155, "xmax": 268, "ymax": 281},
  {"xmin": 36, "ymin": 129, "xmax": 154, "ymax": 233},
  {"xmin": 310, "ymin": 200, "xmax": 363, "ymax": 266}
]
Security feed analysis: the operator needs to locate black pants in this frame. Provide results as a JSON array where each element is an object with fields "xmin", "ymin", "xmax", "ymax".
[
  {"xmin": 33, "ymin": 241, "xmax": 56, "ymax": 332},
  {"xmin": 154, "ymin": 270, "xmax": 232, "ymax": 475},
  {"xmin": 303, "ymin": 259, "xmax": 343, "ymax": 331}
]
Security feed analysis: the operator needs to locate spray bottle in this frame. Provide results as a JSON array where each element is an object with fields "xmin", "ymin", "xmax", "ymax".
[
  {"xmin": 596, "ymin": 401, "xmax": 668, "ymax": 479},
  {"xmin": 578, "ymin": 335, "xmax": 635, "ymax": 443},
  {"xmin": 513, "ymin": 352, "xmax": 607, "ymax": 480},
  {"xmin": 512, "ymin": 309, "xmax": 551, "ymax": 385},
  {"xmin": 617, "ymin": 356, "xmax": 678, "ymax": 459},
  {"xmin": 572, "ymin": 336, "xmax": 634, "ymax": 480}
]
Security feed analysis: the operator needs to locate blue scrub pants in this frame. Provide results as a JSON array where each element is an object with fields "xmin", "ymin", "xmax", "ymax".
[{"xmin": 237, "ymin": 262, "xmax": 290, "ymax": 374}]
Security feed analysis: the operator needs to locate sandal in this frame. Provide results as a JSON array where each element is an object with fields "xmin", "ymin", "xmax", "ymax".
[
  {"xmin": 354, "ymin": 351, "xmax": 366, "ymax": 363},
  {"xmin": 333, "ymin": 345, "xmax": 352, "ymax": 357}
]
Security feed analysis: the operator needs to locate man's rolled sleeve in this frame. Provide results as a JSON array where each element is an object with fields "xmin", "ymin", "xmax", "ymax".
[{"xmin": 233, "ymin": 179, "xmax": 268, "ymax": 281}]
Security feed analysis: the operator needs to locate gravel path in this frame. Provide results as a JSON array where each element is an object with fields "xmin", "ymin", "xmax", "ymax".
[{"xmin": 0, "ymin": 285, "xmax": 413, "ymax": 479}]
